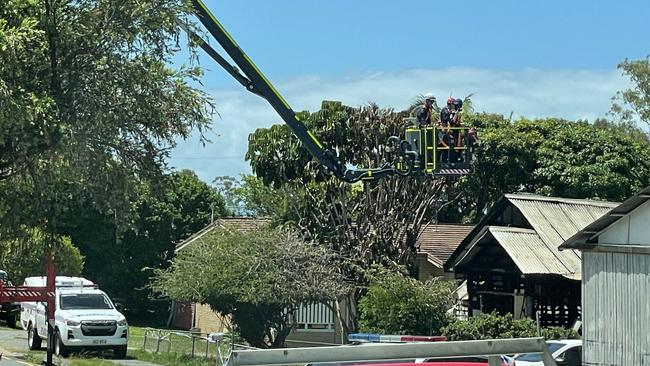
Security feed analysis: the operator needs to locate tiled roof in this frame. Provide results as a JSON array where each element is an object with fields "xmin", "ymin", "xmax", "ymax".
[
  {"xmin": 417, "ymin": 224, "xmax": 474, "ymax": 267},
  {"xmin": 175, "ymin": 217, "xmax": 271, "ymax": 252}
]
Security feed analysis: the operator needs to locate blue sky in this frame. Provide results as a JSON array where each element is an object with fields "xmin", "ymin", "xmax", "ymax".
[{"xmin": 168, "ymin": 1, "xmax": 650, "ymax": 183}]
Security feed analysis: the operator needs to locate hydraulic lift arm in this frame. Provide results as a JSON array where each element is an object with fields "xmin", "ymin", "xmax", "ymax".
[{"xmin": 189, "ymin": 0, "xmax": 409, "ymax": 183}]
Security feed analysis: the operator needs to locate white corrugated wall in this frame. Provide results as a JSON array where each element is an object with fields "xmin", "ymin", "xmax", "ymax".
[{"xmin": 583, "ymin": 251, "xmax": 650, "ymax": 366}]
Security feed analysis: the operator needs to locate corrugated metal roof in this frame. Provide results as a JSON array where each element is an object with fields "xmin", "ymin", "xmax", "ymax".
[
  {"xmin": 560, "ymin": 186, "xmax": 650, "ymax": 250},
  {"xmin": 446, "ymin": 193, "xmax": 618, "ymax": 278},
  {"xmin": 507, "ymin": 195, "xmax": 617, "ymax": 274},
  {"xmin": 416, "ymin": 224, "xmax": 474, "ymax": 267},
  {"xmin": 489, "ymin": 226, "xmax": 571, "ymax": 275},
  {"xmin": 175, "ymin": 217, "xmax": 271, "ymax": 252}
]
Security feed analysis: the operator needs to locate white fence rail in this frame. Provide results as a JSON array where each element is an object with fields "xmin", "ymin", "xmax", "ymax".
[
  {"xmin": 229, "ymin": 337, "xmax": 558, "ymax": 366},
  {"xmin": 295, "ymin": 302, "xmax": 335, "ymax": 331}
]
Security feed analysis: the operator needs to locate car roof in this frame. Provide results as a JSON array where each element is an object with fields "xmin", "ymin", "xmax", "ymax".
[
  {"xmin": 513, "ymin": 339, "xmax": 582, "ymax": 359},
  {"xmin": 548, "ymin": 339, "xmax": 582, "ymax": 347},
  {"xmin": 58, "ymin": 288, "xmax": 105, "ymax": 295},
  {"xmin": 356, "ymin": 363, "xmax": 487, "ymax": 366}
]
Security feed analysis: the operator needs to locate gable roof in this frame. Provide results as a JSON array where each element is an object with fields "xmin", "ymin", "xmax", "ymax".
[
  {"xmin": 175, "ymin": 217, "xmax": 271, "ymax": 252},
  {"xmin": 454, "ymin": 226, "xmax": 578, "ymax": 279},
  {"xmin": 445, "ymin": 193, "xmax": 618, "ymax": 277},
  {"xmin": 416, "ymin": 224, "xmax": 474, "ymax": 267},
  {"xmin": 560, "ymin": 186, "xmax": 650, "ymax": 250}
]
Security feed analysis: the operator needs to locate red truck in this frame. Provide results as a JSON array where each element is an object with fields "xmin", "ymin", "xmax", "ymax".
[{"xmin": 0, "ymin": 270, "xmax": 19, "ymax": 328}]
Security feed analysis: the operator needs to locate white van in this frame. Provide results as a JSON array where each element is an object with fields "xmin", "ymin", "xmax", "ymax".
[{"xmin": 20, "ymin": 276, "xmax": 129, "ymax": 358}]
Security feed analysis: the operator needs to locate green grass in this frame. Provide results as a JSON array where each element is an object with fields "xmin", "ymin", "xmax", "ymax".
[
  {"xmin": 24, "ymin": 350, "xmax": 118, "ymax": 366},
  {"xmin": 67, "ymin": 350, "xmax": 215, "ymax": 366},
  {"xmin": 129, "ymin": 325, "xmax": 230, "ymax": 358},
  {"xmin": 17, "ymin": 325, "xmax": 227, "ymax": 366},
  {"xmin": 128, "ymin": 349, "xmax": 214, "ymax": 366},
  {"xmin": 128, "ymin": 325, "xmax": 146, "ymax": 348},
  {"xmin": 23, "ymin": 351, "xmax": 45, "ymax": 365}
]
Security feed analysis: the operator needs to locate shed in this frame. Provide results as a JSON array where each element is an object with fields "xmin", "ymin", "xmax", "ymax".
[
  {"xmin": 560, "ymin": 186, "xmax": 650, "ymax": 366},
  {"xmin": 445, "ymin": 194, "xmax": 617, "ymax": 327}
]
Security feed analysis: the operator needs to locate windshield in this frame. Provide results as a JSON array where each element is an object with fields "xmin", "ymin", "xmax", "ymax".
[
  {"xmin": 60, "ymin": 293, "xmax": 113, "ymax": 310},
  {"xmin": 514, "ymin": 342, "xmax": 565, "ymax": 362}
]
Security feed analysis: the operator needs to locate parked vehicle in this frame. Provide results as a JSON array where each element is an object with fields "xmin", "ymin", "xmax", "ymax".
[
  {"xmin": 307, "ymin": 356, "xmax": 510, "ymax": 366},
  {"xmin": 417, "ymin": 356, "xmax": 513, "ymax": 366},
  {"xmin": 512, "ymin": 339, "xmax": 581, "ymax": 366},
  {"xmin": 0, "ymin": 269, "xmax": 20, "ymax": 328},
  {"xmin": 20, "ymin": 276, "xmax": 129, "ymax": 358},
  {"xmin": 314, "ymin": 363, "xmax": 488, "ymax": 366}
]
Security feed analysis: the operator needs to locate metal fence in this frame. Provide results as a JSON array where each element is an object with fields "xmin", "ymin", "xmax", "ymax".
[{"xmin": 138, "ymin": 328, "xmax": 254, "ymax": 361}]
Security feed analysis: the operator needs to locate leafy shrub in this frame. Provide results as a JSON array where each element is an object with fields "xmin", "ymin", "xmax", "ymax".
[
  {"xmin": 441, "ymin": 311, "xmax": 579, "ymax": 341},
  {"xmin": 540, "ymin": 326, "xmax": 579, "ymax": 340},
  {"xmin": 358, "ymin": 269, "xmax": 455, "ymax": 335}
]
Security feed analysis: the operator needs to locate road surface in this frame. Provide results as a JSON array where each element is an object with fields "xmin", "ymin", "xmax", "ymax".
[
  {"xmin": 0, "ymin": 326, "xmax": 33, "ymax": 366},
  {"xmin": 0, "ymin": 326, "xmax": 161, "ymax": 366},
  {"xmin": 0, "ymin": 354, "xmax": 33, "ymax": 366}
]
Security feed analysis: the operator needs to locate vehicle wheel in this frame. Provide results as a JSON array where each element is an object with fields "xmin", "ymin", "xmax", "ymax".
[
  {"xmin": 6, "ymin": 313, "xmax": 16, "ymax": 328},
  {"xmin": 113, "ymin": 345, "xmax": 127, "ymax": 359},
  {"xmin": 27, "ymin": 324, "xmax": 42, "ymax": 350},
  {"xmin": 55, "ymin": 331, "xmax": 70, "ymax": 358}
]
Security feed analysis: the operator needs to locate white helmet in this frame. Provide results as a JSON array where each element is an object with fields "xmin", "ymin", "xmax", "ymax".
[{"xmin": 423, "ymin": 92, "xmax": 435, "ymax": 102}]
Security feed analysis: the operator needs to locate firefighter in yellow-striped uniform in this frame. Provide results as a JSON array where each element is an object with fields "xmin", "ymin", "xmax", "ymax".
[
  {"xmin": 416, "ymin": 93, "xmax": 436, "ymax": 126},
  {"xmin": 437, "ymin": 97, "xmax": 456, "ymax": 166}
]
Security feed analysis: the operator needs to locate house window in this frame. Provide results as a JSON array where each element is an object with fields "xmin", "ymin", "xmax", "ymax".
[{"xmin": 295, "ymin": 302, "xmax": 335, "ymax": 332}]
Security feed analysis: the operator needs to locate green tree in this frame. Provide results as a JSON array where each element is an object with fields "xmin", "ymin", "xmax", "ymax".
[
  {"xmin": 152, "ymin": 227, "xmax": 350, "ymax": 348},
  {"xmin": 233, "ymin": 175, "xmax": 286, "ymax": 218},
  {"xmin": 358, "ymin": 269, "xmax": 455, "ymax": 336},
  {"xmin": 1, "ymin": 0, "xmax": 217, "ymax": 323},
  {"xmin": 51, "ymin": 170, "xmax": 226, "ymax": 325},
  {"xmin": 213, "ymin": 175, "xmax": 242, "ymax": 215},
  {"xmin": 0, "ymin": 227, "xmax": 83, "ymax": 284},
  {"xmin": 611, "ymin": 55, "xmax": 650, "ymax": 128},
  {"xmin": 246, "ymin": 101, "xmax": 451, "ymax": 333},
  {"xmin": 534, "ymin": 120, "xmax": 650, "ymax": 199},
  {"xmin": 445, "ymin": 116, "xmax": 650, "ymax": 222},
  {"xmin": 0, "ymin": 0, "xmax": 213, "ymax": 243},
  {"xmin": 593, "ymin": 118, "xmax": 649, "ymax": 143},
  {"xmin": 0, "ymin": 0, "xmax": 211, "ymax": 180}
]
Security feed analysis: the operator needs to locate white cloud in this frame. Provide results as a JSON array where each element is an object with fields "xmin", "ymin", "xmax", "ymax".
[{"xmin": 168, "ymin": 67, "xmax": 629, "ymax": 183}]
